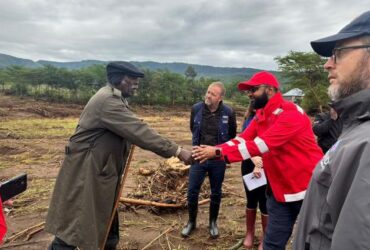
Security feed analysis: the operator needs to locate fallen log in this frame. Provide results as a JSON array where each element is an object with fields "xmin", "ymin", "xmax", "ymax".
[
  {"xmin": 120, "ymin": 197, "xmax": 183, "ymax": 208},
  {"xmin": 120, "ymin": 197, "xmax": 210, "ymax": 208}
]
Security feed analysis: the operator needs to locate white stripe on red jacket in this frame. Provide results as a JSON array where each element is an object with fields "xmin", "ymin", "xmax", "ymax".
[{"xmin": 219, "ymin": 93, "xmax": 323, "ymax": 202}]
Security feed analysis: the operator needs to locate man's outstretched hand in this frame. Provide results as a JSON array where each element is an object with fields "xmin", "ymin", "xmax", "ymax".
[
  {"xmin": 178, "ymin": 149, "xmax": 194, "ymax": 165},
  {"xmin": 192, "ymin": 145, "xmax": 217, "ymax": 163}
]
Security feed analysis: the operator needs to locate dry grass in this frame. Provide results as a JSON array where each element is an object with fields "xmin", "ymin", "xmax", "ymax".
[
  {"xmin": 11, "ymin": 178, "xmax": 55, "ymax": 215},
  {"xmin": 0, "ymin": 118, "xmax": 77, "ymax": 139}
]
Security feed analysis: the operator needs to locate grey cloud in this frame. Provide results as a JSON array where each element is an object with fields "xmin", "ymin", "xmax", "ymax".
[{"xmin": 0, "ymin": 0, "xmax": 367, "ymax": 69}]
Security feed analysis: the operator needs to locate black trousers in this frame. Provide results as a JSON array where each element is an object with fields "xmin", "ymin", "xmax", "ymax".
[
  {"xmin": 48, "ymin": 212, "xmax": 119, "ymax": 250},
  {"xmin": 241, "ymin": 159, "xmax": 267, "ymax": 214}
]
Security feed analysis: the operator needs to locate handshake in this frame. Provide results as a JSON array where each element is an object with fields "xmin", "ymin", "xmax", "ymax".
[{"xmin": 177, "ymin": 145, "xmax": 218, "ymax": 165}]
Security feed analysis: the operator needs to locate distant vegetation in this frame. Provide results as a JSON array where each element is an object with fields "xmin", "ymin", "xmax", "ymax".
[
  {"xmin": 0, "ymin": 53, "xmax": 265, "ymax": 80},
  {"xmin": 0, "ymin": 64, "xmax": 250, "ymax": 105},
  {"xmin": 0, "ymin": 51, "xmax": 330, "ymax": 112}
]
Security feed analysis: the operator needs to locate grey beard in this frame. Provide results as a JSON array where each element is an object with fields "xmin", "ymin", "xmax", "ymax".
[
  {"xmin": 328, "ymin": 84, "xmax": 340, "ymax": 101},
  {"xmin": 328, "ymin": 53, "xmax": 370, "ymax": 101}
]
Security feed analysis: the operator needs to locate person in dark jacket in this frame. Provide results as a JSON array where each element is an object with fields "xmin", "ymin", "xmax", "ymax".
[
  {"xmin": 181, "ymin": 82, "xmax": 236, "ymax": 238},
  {"xmin": 192, "ymin": 71, "xmax": 323, "ymax": 250},
  {"xmin": 241, "ymin": 103, "xmax": 268, "ymax": 250},
  {"xmin": 46, "ymin": 61, "xmax": 193, "ymax": 250},
  {"xmin": 294, "ymin": 11, "xmax": 370, "ymax": 250},
  {"xmin": 313, "ymin": 107, "xmax": 342, "ymax": 153}
]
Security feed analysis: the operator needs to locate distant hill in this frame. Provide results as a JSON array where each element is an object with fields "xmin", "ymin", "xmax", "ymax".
[
  {"xmin": 0, "ymin": 53, "xmax": 42, "ymax": 68},
  {"xmin": 0, "ymin": 53, "xmax": 278, "ymax": 82}
]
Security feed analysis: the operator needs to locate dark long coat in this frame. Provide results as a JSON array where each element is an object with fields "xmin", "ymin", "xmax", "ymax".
[{"xmin": 45, "ymin": 85, "xmax": 178, "ymax": 249}]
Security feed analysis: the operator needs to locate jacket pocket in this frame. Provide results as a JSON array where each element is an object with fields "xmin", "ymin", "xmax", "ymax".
[{"xmin": 100, "ymin": 154, "xmax": 117, "ymax": 177}]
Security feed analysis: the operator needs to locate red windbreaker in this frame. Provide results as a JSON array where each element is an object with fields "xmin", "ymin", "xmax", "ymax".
[
  {"xmin": 0, "ymin": 198, "xmax": 7, "ymax": 244},
  {"xmin": 220, "ymin": 93, "xmax": 323, "ymax": 202}
]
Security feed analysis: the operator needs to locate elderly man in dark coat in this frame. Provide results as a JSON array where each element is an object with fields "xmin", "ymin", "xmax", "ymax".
[{"xmin": 45, "ymin": 61, "xmax": 192, "ymax": 250}]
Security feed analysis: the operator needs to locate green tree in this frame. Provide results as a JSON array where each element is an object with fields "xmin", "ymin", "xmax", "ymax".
[
  {"xmin": 5, "ymin": 66, "xmax": 32, "ymax": 96},
  {"xmin": 0, "ymin": 76, "xmax": 4, "ymax": 92},
  {"xmin": 226, "ymin": 80, "xmax": 249, "ymax": 106},
  {"xmin": 134, "ymin": 69, "xmax": 157, "ymax": 105},
  {"xmin": 185, "ymin": 65, "xmax": 197, "ymax": 80},
  {"xmin": 275, "ymin": 51, "xmax": 329, "ymax": 113},
  {"xmin": 155, "ymin": 70, "xmax": 186, "ymax": 105}
]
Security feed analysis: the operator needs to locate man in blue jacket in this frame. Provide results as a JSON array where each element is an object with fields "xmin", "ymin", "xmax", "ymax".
[{"xmin": 181, "ymin": 82, "xmax": 236, "ymax": 238}]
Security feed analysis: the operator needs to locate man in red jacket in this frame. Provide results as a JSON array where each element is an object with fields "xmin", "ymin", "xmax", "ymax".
[{"xmin": 193, "ymin": 71, "xmax": 323, "ymax": 250}]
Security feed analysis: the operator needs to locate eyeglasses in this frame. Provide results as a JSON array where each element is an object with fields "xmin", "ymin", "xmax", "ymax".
[
  {"xmin": 331, "ymin": 44, "xmax": 370, "ymax": 63},
  {"xmin": 246, "ymin": 85, "xmax": 267, "ymax": 94}
]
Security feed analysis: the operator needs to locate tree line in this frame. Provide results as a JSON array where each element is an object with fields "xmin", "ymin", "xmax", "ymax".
[{"xmin": 0, "ymin": 51, "xmax": 330, "ymax": 112}]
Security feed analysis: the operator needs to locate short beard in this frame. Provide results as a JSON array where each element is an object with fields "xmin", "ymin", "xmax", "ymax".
[{"xmin": 329, "ymin": 53, "xmax": 370, "ymax": 101}]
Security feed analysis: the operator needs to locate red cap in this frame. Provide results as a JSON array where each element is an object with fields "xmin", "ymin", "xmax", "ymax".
[{"xmin": 238, "ymin": 71, "xmax": 280, "ymax": 91}]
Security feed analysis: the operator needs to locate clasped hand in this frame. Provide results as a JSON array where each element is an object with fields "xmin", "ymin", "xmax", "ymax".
[
  {"xmin": 177, "ymin": 148, "xmax": 194, "ymax": 165},
  {"xmin": 251, "ymin": 156, "xmax": 263, "ymax": 178},
  {"xmin": 192, "ymin": 145, "xmax": 216, "ymax": 163}
]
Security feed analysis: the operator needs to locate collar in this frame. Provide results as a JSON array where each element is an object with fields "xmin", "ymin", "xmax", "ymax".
[
  {"xmin": 107, "ymin": 83, "xmax": 129, "ymax": 107},
  {"xmin": 107, "ymin": 83, "xmax": 122, "ymax": 96},
  {"xmin": 203, "ymin": 101, "xmax": 223, "ymax": 113},
  {"xmin": 332, "ymin": 88, "xmax": 370, "ymax": 128}
]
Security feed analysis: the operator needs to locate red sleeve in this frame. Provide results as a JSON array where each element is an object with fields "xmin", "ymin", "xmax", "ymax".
[
  {"xmin": 0, "ymin": 198, "xmax": 7, "ymax": 244},
  {"xmin": 240, "ymin": 118, "xmax": 258, "ymax": 140},
  {"xmin": 218, "ymin": 108, "xmax": 307, "ymax": 163}
]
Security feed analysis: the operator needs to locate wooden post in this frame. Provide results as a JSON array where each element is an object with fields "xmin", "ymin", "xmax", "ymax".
[{"xmin": 100, "ymin": 144, "xmax": 136, "ymax": 250}]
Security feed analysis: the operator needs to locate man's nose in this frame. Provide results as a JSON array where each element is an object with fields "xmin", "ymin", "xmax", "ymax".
[{"xmin": 324, "ymin": 57, "xmax": 335, "ymax": 70}]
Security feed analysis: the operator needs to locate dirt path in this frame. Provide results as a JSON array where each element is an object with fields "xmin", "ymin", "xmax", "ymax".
[{"xmin": 0, "ymin": 94, "xmax": 272, "ymax": 250}]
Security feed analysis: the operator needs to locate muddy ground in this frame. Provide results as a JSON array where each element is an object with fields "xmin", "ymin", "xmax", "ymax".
[{"xmin": 0, "ymin": 94, "xmax": 291, "ymax": 250}]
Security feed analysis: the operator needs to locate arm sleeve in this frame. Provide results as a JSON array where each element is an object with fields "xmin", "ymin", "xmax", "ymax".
[
  {"xmin": 313, "ymin": 113, "xmax": 331, "ymax": 136},
  {"xmin": 190, "ymin": 106, "xmax": 195, "ymax": 132},
  {"xmin": 329, "ymin": 143, "xmax": 370, "ymax": 249},
  {"xmin": 0, "ymin": 198, "xmax": 6, "ymax": 243},
  {"xmin": 100, "ymin": 96, "xmax": 178, "ymax": 158},
  {"xmin": 219, "ymin": 109, "xmax": 306, "ymax": 163}
]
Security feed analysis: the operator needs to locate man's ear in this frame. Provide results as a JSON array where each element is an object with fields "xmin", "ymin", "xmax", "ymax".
[{"xmin": 267, "ymin": 87, "xmax": 277, "ymax": 99}]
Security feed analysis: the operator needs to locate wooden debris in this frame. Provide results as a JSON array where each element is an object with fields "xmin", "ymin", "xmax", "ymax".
[
  {"xmin": 25, "ymin": 226, "xmax": 44, "ymax": 241},
  {"xmin": 120, "ymin": 197, "xmax": 183, "ymax": 208},
  {"xmin": 127, "ymin": 157, "xmax": 217, "ymax": 213},
  {"xmin": 138, "ymin": 167, "xmax": 155, "ymax": 176},
  {"xmin": 141, "ymin": 225, "xmax": 174, "ymax": 250},
  {"xmin": 120, "ymin": 197, "xmax": 210, "ymax": 208},
  {"xmin": 228, "ymin": 239, "xmax": 243, "ymax": 250},
  {"xmin": 5, "ymin": 221, "xmax": 45, "ymax": 243}
]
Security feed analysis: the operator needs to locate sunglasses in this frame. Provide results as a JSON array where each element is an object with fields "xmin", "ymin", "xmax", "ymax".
[{"xmin": 246, "ymin": 85, "xmax": 268, "ymax": 94}]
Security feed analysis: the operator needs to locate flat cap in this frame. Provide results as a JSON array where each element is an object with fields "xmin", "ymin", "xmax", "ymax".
[{"xmin": 106, "ymin": 61, "xmax": 144, "ymax": 78}]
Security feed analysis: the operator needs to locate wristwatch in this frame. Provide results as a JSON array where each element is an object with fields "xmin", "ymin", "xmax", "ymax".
[{"xmin": 215, "ymin": 148, "xmax": 222, "ymax": 157}]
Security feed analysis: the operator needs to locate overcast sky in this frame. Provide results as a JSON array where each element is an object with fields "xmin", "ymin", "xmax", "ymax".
[{"xmin": 0, "ymin": 0, "xmax": 367, "ymax": 70}]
